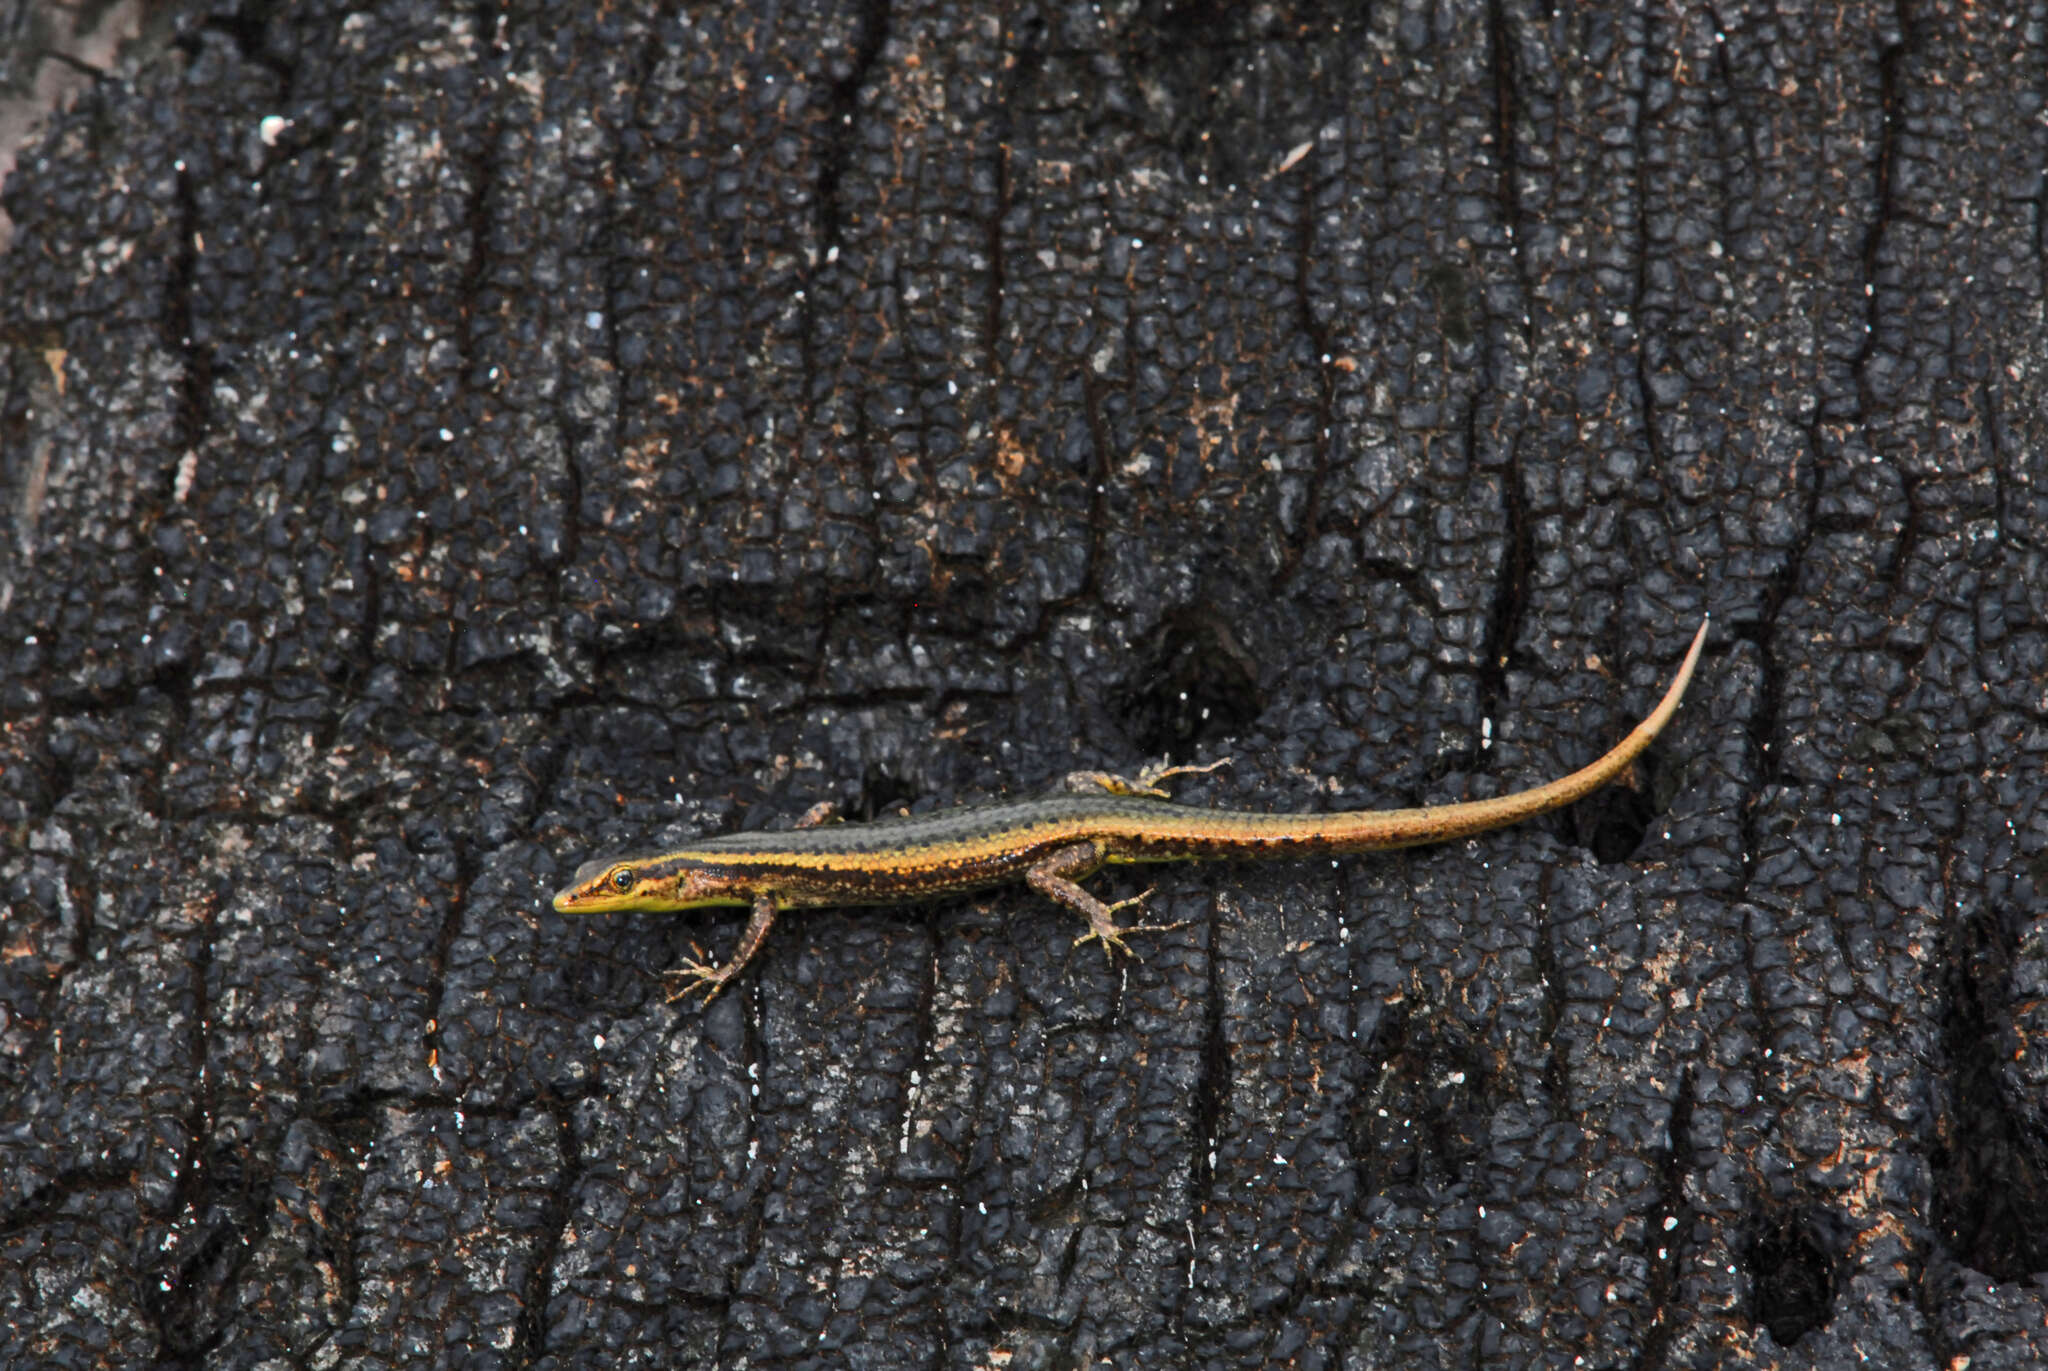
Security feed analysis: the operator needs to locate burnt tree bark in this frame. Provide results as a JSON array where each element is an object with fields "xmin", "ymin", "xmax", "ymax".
[{"xmin": 3, "ymin": 2, "xmax": 2046, "ymax": 1368}]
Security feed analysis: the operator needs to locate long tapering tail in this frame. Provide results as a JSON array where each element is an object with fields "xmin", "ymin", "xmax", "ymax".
[{"xmin": 1311, "ymin": 615, "xmax": 1711, "ymax": 852}]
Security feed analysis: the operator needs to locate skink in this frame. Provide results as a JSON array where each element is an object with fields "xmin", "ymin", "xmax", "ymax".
[{"xmin": 554, "ymin": 617, "xmax": 1709, "ymax": 1001}]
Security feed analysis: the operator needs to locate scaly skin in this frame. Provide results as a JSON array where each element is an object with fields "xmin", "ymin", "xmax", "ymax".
[{"xmin": 554, "ymin": 617, "xmax": 1711, "ymax": 1002}]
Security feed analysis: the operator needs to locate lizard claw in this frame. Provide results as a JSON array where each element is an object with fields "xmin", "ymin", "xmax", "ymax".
[
  {"xmin": 663, "ymin": 943, "xmax": 736, "ymax": 1006},
  {"xmin": 1073, "ymin": 925, "xmax": 1136, "ymax": 962},
  {"xmin": 1071, "ymin": 888, "xmax": 1189, "ymax": 963}
]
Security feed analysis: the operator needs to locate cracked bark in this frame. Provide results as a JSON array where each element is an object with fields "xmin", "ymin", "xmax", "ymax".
[{"xmin": 3, "ymin": 2, "xmax": 2046, "ymax": 1368}]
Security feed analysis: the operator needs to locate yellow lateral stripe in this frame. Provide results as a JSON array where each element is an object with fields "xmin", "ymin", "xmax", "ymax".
[
  {"xmin": 653, "ymin": 822, "xmax": 1089, "ymax": 873},
  {"xmin": 552, "ymin": 617, "xmax": 1711, "ymax": 1002}
]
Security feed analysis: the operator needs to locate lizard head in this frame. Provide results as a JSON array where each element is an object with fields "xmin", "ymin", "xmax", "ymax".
[{"xmin": 551, "ymin": 853, "xmax": 752, "ymax": 914}]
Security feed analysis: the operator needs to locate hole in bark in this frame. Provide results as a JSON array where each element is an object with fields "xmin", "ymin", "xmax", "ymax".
[
  {"xmin": 1572, "ymin": 781, "xmax": 1656, "ymax": 863},
  {"xmin": 1564, "ymin": 721, "xmax": 1686, "ymax": 862},
  {"xmin": 1116, "ymin": 0, "xmax": 1357, "ymax": 188},
  {"xmin": 855, "ymin": 767, "xmax": 923, "ymax": 822},
  {"xmin": 1930, "ymin": 906, "xmax": 2048, "ymax": 1279},
  {"xmin": 1750, "ymin": 1208, "xmax": 1843, "ymax": 1346},
  {"xmin": 1423, "ymin": 262, "xmax": 1476, "ymax": 347},
  {"xmin": 1117, "ymin": 607, "xmax": 1262, "ymax": 759}
]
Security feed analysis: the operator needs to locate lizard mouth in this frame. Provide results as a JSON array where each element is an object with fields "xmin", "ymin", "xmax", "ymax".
[{"xmin": 551, "ymin": 882, "xmax": 632, "ymax": 914}]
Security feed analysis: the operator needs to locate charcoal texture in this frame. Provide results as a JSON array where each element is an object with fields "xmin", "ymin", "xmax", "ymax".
[{"xmin": 3, "ymin": 2, "xmax": 2046, "ymax": 1368}]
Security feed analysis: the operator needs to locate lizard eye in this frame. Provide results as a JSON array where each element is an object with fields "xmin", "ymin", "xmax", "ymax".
[{"xmin": 610, "ymin": 867, "xmax": 635, "ymax": 892}]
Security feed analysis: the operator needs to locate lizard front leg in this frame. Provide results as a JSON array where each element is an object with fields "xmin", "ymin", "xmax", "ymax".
[{"xmin": 664, "ymin": 892, "xmax": 779, "ymax": 1004}]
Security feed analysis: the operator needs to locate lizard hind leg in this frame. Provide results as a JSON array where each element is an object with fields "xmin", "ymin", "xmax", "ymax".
[{"xmin": 1025, "ymin": 841, "xmax": 1188, "ymax": 963}]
